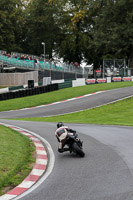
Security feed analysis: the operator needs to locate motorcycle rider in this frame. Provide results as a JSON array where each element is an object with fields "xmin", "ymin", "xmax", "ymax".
[{"xmin": 55, "ymin": 122, "xmax": 81, "ymax": 153}]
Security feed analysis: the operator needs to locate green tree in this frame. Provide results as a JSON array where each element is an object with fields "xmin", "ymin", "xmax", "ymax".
[
  {"xmin": 0, "ymin": 0, "xmax": 25, "ymax": 52},
  {"xmin": 1, "ymin": 0, "xmax": 132, "ymax": 70},
  {"xmin": 92, "ymin": 0, "xmax": 133, "ymax": 67},
  {"xmin": 23, "ymin": 0, "xmax": 59, "ymax": 58},
  {"xmin": 78, "ymin": 0, "xmax": 103, "ymax": 68},
  {"xmin": 50, "ymin": 0, "xmax": 90, "ymax": 64},
  {"xmin": 50, "ymin": 0, "xmax": 104, "ymax": 66}
]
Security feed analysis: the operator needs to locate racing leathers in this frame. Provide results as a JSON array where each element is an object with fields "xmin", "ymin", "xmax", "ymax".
[{"xmin": 55, "ymin": 126, "xmax": 77, "ymax": 153}]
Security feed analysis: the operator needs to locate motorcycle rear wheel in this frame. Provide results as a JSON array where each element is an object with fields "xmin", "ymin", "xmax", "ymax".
[{"xmin": 72, "ymin": 142, "xmax": 85, "ymax": 157}]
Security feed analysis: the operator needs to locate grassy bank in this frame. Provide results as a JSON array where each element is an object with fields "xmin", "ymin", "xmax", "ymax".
[
  {"xmin": 16, "ymin": 96, "xmax": 133, "ymax": 127},
  {"xmin": 0, "ymin": 82, "xmax": 133, "ymax": 111},
  {"xmin": 0, "ymin": 81, "xmax": 133, "ymax": 196},
  {"xmin": 0, "ymin": 125, "xmax": 36, "ymax": 196}
]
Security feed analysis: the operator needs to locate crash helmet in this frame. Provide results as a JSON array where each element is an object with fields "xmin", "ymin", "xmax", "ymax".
[{"xmin": 57, "ymin": 122, "xmax": 64, "ymax": 128}]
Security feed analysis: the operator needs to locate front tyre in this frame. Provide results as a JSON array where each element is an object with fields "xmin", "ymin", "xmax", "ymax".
[{"xmin": 72, "ymin": 142, "xmax": 85, "ymax": 157}]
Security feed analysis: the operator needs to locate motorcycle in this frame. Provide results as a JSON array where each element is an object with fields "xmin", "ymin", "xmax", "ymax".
[{"xmin": 65, "ymin": 132, "xmax": 85, "ymax": 157}]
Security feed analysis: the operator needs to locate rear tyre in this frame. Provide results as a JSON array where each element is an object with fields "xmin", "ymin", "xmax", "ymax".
[{"xmin": 72, "ymin": 142, "xmax": 85, "ymax": 157}]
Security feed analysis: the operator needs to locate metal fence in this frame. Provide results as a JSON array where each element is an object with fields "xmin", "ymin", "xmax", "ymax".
[
  {"xmin": 0, "ymin": 51, "xmax": 83, "ymax": 74},
  {"xmin": 103, "ymin": 59, "xmax": 130, "ymax": 77}
]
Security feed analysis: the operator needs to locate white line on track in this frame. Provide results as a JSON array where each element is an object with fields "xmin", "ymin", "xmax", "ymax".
[
  {"xmin": 2, "ymin": 90, "xmax": 106, "ymax": 113},
  {"xmin": 14, "ymin": 127, "xmax": 55, "ymax": 200},
  {"xmin": 0, "ymin": 123, "xmax": 55, "ymax": 200}
]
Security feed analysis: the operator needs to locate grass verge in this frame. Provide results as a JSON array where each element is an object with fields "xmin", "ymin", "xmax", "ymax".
[
  {"xmin": 0, "ymin": 82, "xmax": 132, "ymax": 195},
  {"xmin": 0, "ymin": 82, "xmax": 133, "ymax": 112},
  {"xmin": 15, "ymin": 96, "xmax": 133, "ymax": 127},
  {"xmin": 0, "ymin": 125, "xmax": 36, "ymax": 196}
]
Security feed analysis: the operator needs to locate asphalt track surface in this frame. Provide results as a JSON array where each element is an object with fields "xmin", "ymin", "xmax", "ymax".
[
  {"xmin": 0, "ymin": 86, "xmax": 133, "ymax": 200},
  {"xmin": 0, "ymin": 86, "xmax": 133, "ymax": 119}
]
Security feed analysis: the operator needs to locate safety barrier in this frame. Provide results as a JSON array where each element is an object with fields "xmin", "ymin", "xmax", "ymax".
[
  {"xmin": 96, "ymin": 78, "xmax": 107, "ymax": 84},
  {"xmin": 1, "ymin": 76, "xmax": 132, "ymax": 101},
  {"xmin": 112, "ymin": 77, "xmax": 122, "ymax": 82},
  {"xmin": 72, "ymin": 78, "xmax": 85, "ymax": 87},
  {"xmin": 86, "ymin": 79, "xmax": 96, "ymax": 84},
  {"xmin": 86, "ymin": 77, "xmax": 132, "ymax": 85},
  {"xmin": 58, "ymin": 79, "xmax": 74, "ymax": 89},
  {"xmin": 122, "ymin": 77, "xmax": 132, "ymax": 81},
  {"xmin": 9, "ymin": 85, "xmax": 24, "ymax": 91},
  {"xmin": 0, "ymin": 84, "xmax": 58, "ymax": 101}
]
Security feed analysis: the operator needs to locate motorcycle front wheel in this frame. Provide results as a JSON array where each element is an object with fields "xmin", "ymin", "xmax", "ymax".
[{"xmin": 72, "ymin": 142, "xmax": 85, "ymax": 157}]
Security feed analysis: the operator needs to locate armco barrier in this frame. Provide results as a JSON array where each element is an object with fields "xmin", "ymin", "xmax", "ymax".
[
  {"xmin": 96, "ymin": 78, "xmax": 107, "ymax": 84},
  {"xmin": 112, "ymin": 77, "xmax": 122, "ymax": 82},
  {"xmin": 0, "ymin": 83, "xmax": 58, "ymax": 101},
  {"xmin": 122, "ymin": 77, "xmax": 132, "ymax": 81},
  {"xmin": 86, "ymin": 79, "xmax": 96, "ymax": 84}
]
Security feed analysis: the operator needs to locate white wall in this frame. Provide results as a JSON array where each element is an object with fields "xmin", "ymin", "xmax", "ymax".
[
  {"xmin": 72, "ymin": 78, "xmax": 85, "ymax": 87},
  {"xmin": 51, "ymin": 79, "xmax": 64, "ymax": 84},
  {"xmin": 0, "ymin": 71, "xmax": 38, "ymax": 86}
]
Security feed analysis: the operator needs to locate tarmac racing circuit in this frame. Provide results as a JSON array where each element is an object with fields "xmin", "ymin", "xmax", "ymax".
[{"xmin": 0, "ymin": 86, "xmax": 133, "ymax": 200}]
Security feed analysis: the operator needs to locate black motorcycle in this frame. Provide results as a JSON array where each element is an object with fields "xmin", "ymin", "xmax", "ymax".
[{"xmin": 65, "ymin": 132, "xmax": 85, "ymax": 157}]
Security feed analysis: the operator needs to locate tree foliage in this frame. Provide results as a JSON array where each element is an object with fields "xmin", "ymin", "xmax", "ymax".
[
  {"xmin": 0, "ymin": 0, "xmax": 133, "ymax": 67},
  {"xmin": 92, "ymin": 0, "xmax": 133, "ymax": 67},
  {"xmin": 22, "ymin": 0, "xmax": 59, "ymax": 57},
  {"xmin": 0, "ymin": 0, "xmax": 25, "ymax": 52}
]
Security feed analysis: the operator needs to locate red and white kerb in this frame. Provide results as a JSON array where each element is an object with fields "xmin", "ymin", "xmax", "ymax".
[{"xmin": 0, "ymin": 123, "xmax": 48, "ymax": 200}]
